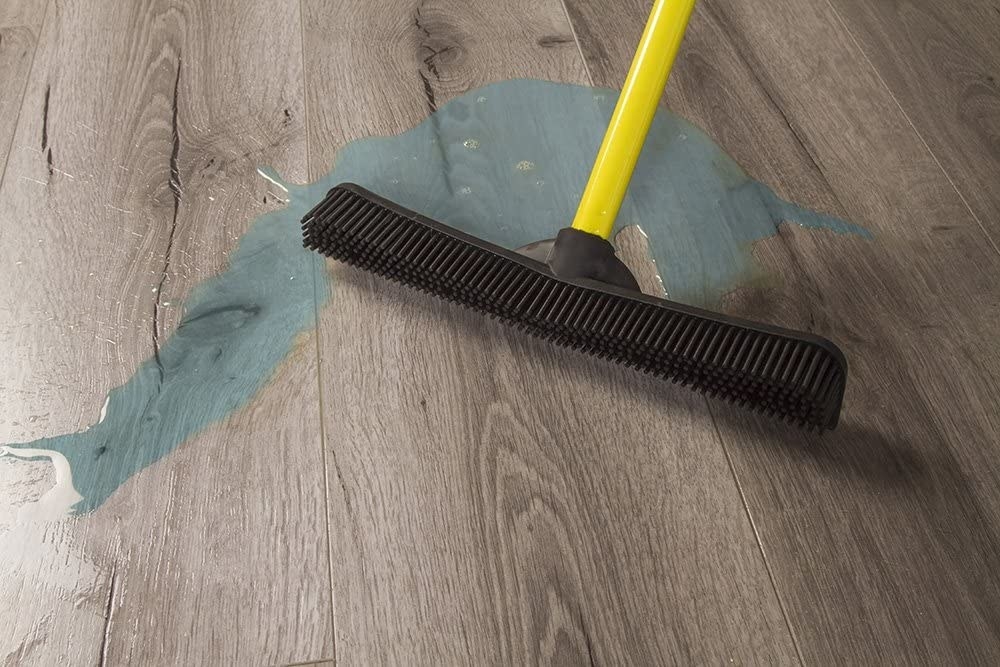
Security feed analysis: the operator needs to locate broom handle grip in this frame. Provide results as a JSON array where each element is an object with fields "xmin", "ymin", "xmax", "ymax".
[{"xmin": 570, "ymin": 0, "xmax": 696, "ymax": 240}]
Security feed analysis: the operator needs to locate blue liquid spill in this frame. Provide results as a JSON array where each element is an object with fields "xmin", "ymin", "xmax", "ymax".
[
  {"xmin": 2, "ymin": 79, "xmax": 869, "ymax": 514},
  {"xmin": 4, "ymin": 197, "xmax": 326, "ymax": 514},
  {"xmin": 297, "ymin": 79, "xmax": 869, "ymax": 304}
]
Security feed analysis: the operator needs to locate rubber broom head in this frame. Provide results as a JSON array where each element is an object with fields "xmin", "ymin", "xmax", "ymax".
[{"xmin": 303, "ymin": 184, "xmax": 847, "ymax": 430}]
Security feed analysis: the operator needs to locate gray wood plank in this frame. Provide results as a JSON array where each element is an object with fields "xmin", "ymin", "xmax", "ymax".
[
  {"xmin": 0, "ymin": 0, "xmax": 46, "ymax": 28},
  {"xmin": 0, "ymin": 0, "xmax": 332, "ymax": 663},
  {"xmin": 826, "ymin": 0, "xmax": 1000, "ymax": 249},
  {"xmin": 0, "ymin": 1, "xmax": 47, "ymax": 181},
  {"xmin": 303, "ymin": 0, "xmax": 799, "ymax": 662},
  {"xmin": 563, "ymin": 0, "xmax": 1000, "ymax": 662}
]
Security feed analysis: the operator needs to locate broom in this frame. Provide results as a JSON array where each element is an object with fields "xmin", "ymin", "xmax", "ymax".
[{"xmin": 302, "ymin": 0, "xmax": 847, "ymax": 430}]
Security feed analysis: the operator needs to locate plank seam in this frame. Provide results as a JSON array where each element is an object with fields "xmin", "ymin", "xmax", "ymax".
[
  {"xmin": 298, "ymin": 0, "xmax": 340, "ymax": 662},
  {"xmin": 822, "ymin": 0, "xmax": 1000, "ymax": 259},
  {"xmin": 0, "ymin": 0, "xmax": 52, "ymax": 194},
  {"xmin": 712, "ymin": 412, "xmax": 806, "ymax": 665},
  {"xmin": 556, "ymin": 0, "xmax": 596, "ymax": 86},
  {"xmin": 557, "ymin": 5, "xmax": 802, "ymax": 655},
  {"xmin": 698, "ymin": 0, "xmax": 851, "ymax": 220}
]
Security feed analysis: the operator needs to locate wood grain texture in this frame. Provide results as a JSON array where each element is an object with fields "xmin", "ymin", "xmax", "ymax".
[
  {"xmin": 0, "ymin": 0, "xmax": 47, "ymax": 28},
  {"xmin": 0, "ymin": 1, "xmax": 46, "ymax": 178},
  {"xmin": 304, "ymin": 0, "xmax": 798, "ymax": 662},
  {"xmin": 0, "ymin": 0, "xmax": 332, "ymax": 663},
  {"xmin": 315, "ymin": 267, "xmax": 799, "ymax": 665},
  {"xmin": 564, "ymin": 0, "xmax": 1000, "ymax": 662},
  {"xmin": 826, "ymin": 0, "xmax": 1000, "ymax": 248},
  {"xmin": 5, "ymin": 0, "xmax": 997, "ymax": 662}
]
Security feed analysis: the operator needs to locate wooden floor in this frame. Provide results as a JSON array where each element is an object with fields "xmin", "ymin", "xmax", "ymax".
[{"xmin": 1, "ymin": 0, "xmax": 998, "ymax": 663}]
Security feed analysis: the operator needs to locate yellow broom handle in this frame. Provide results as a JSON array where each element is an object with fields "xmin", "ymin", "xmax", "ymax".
[{"xmin": 570, "ymin": 0, "xmax": 696, "ymax": 239}]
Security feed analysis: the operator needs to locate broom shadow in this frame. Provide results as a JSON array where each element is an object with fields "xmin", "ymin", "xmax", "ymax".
[
  {"xmin": 332, "ymin": 266, "xmax": 1000, "ymax": 625},
  {"xmin": 335, "ymin": 266, "xmax": 1000, "ymax": 614}
]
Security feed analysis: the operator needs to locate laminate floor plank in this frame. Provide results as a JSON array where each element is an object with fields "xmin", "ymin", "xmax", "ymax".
[
  {"xmin": 0, "ymin": 0, "xmax": 47, "ymax": 181},
  {"xmin": 827, "ymin": 0, "xmax": 1000, "ymax": 248},
  {"xmin": 303, "ymin": 0, "xmax": 799, "ymax": 663},
  {"xmin": 0, "ymin": 0, "xmax": 333, "ymax": 663},
  {"xmin": 563, "ymin": 0, "xmax": 1000, "ymax": 662},
  {"xmin": 6, "ymin": 0, "xmax": 996, "ymax": 662}
]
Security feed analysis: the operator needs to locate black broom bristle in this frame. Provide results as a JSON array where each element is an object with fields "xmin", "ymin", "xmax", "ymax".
[{"xmin": 303, "ymin": 183, "xmax": 847, "ymax": 431}]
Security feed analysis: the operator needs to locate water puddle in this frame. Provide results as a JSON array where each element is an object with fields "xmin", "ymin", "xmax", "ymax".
[{"xmin": 2, "ymin": 79, "xmax": 869, "ymax": 516}]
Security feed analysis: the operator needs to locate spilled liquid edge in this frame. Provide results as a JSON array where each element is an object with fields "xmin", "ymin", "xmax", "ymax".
[{"xmin": 1, "ymin": 78, "xmax": 871, "ymax": 519}]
